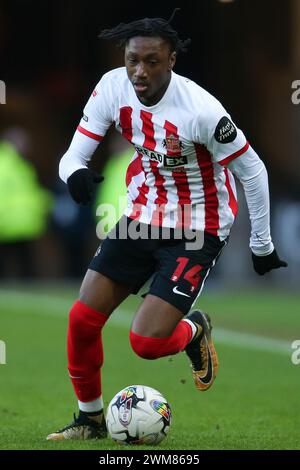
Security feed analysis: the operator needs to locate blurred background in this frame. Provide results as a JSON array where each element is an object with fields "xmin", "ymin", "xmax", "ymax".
[{"xmin": 0, "ymin": 0, "xmax": 299, "ymax": 286}]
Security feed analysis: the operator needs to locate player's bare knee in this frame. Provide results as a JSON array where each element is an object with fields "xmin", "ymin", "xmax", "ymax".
[
  {"xmin": 78, "ymin": 293, "xmax": 113, "ymax": 315},
  {"xmin": 132, "ymin": 294, "xmax": 184, "ymax": 338},
  {"xmin": 79, "ymin": 278, "xmax": 115, "ymax": 314}
]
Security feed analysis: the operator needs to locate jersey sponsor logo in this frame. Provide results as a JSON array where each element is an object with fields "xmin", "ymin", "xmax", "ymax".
[
  {"xmin": 134, "ymin": 145, "xmax": 187, "ymax": 167},
  {"xmin": 135, "ymin": 145, "xmax": 164, "ymax": 163},
  {"xmin": 164, "ymin": 155, "xmax": 187, "ymax": 167},
  {"xmin": 83, "ymin": 114, "xmax": 89, "ymax": 122},
  {"xmin": 92, "ymin": 89, "xmax": 97, "ymax": 97},
  {"xmin": 162, "ymin": 133, "xmax": 184, "ymax": 153},
  {"xmin": 214, "ymin": 116, "xmax": 237, "ymax": 144}
]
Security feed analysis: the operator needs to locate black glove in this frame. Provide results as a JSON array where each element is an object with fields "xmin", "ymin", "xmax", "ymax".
[
  {"xmin": 67, "ymin": 168, "xmax": 104, "ymax": 204},
  {"xmin": 252, "ymin": 249, "xmax": 288, "ymax": 276}
]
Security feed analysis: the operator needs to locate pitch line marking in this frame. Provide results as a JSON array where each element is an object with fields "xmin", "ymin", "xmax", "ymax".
[{"xmin": 0, "ymin": 289, "xmax": 292, "ymax": 356}]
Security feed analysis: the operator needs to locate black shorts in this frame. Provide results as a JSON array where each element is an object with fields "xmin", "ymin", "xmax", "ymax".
[{"xmin": 89, "ymin": 216, "xmax": 227, "ymax": 314}]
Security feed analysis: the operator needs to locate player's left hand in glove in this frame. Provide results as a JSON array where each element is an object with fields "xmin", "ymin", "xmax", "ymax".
[
  {"xmin": 67, "ymin": 168, "xmax": 104, "ymax": 205},
  {"xmin": 252, "ymin": 249, "xmax": 288, "ymax": 276}
]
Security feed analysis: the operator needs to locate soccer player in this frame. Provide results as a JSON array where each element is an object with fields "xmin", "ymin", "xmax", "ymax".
[{"xmin": 47, "ymin": 12, "xmax": 287, "ymax": 440}]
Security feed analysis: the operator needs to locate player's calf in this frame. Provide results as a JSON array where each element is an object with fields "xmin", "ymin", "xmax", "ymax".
[{"xmin": 129, "ymin": 320, "xmax": 193, "ymax": 360}]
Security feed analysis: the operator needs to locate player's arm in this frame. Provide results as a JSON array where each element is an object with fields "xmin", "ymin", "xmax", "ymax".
[
  {"xmin": 226, "ymin": 146, "xmax": 287, "ymax": 275},
  {"xmin": 59, "ymin": 130, "xmax": 104, "ymax": 204},
  {"xmin": 59, "ymin": 77, "xmax": 113, "ymax": 204},
  {"xmin": 197, "ymin": 98, "xmax": 287, "ymax": 275}
]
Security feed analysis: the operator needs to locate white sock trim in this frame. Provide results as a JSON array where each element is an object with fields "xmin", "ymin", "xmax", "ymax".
[
  {"xmin": 183, "ymin": 319, "xmax": 197, "ymax": 342},
  {"xmin": 78, "ymin": 396, "xmax": 103, "ymax": 413}
]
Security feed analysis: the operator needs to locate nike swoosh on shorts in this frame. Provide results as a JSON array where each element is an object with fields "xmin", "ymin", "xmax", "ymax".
[{"xmin": 172, "ymin": 286, "xmax": 191, "ymax": 297}]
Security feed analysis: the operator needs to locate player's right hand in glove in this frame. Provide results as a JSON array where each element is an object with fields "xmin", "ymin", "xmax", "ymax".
[
  {"xmin": 252, "ymin": 249, "xmax": 288, "ymax": 276},
  {"xmin": 67, "ymin": 168, "xmax": 104, "ymax": 205}
]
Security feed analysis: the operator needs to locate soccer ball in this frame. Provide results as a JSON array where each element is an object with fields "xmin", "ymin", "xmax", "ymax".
[{"xmin": 106, "ymin": 385, "xmax": 172, "ymax": 445}]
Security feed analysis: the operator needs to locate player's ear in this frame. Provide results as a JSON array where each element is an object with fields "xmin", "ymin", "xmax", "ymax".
[{"xmin": 168, "ymin": 51, "xmax": 176, "ymax": 70}]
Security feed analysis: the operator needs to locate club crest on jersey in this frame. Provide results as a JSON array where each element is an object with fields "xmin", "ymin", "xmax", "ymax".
[{"xmin": 162, "ymin": 134, "xmax": 184, "ymax": 154}]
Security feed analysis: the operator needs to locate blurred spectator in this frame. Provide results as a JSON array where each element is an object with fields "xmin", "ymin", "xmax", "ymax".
[
  {"xmin": 50, "ymin": 134, "xmax": 132, "ymax": 277},
  {"xmin": 50, "ymin": 179, "xmax": 97, "ymax": 278},
  {"xmin": 0, "ymin": 128, "xmax": 53, "ymax": 278},
  {"xmin": 94, "ymin": 134, "xmax": 132, "ymax": 236}
]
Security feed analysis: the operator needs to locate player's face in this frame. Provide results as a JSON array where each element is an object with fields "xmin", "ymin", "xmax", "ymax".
[{"xmin": 125, "ymin": 36, "xmax": 176, "ymax": 106}]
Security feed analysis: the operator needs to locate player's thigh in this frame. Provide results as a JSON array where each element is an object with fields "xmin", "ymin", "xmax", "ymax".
[
  {"xmin": 81, "ymin": 217, "xmax": 157, "ymax": 315},
  {"xmin": 131, "ymin": 294, "xmax": 184, "ymax": 338},
  {"xmin": 79, "ymin": 269, "xmax": 133, "ymax": 315}
]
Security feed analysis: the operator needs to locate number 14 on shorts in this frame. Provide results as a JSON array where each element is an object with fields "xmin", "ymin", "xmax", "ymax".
[{"xmin": 171, "ymin": 257, "xmax": 203, "ymax": 293}]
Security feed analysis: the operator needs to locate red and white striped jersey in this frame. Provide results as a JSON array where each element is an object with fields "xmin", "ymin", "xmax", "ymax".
[{"xmin": 77, "ymin": 67, "xmax": 250, "ymax": 239}]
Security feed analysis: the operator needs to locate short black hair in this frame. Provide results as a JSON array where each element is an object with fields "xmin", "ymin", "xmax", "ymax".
[{"xmin": 99, "ymin": 8, "xmax": 191, "ymax": 53}]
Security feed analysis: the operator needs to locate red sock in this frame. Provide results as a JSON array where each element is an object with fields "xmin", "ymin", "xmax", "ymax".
[
  {"xmin": 129, "ymin": 320, "xmax": 193, "ymax": 360},
  {"xmin": 67, "ymin": 300, "xmax": 108, "ymax": 402}
]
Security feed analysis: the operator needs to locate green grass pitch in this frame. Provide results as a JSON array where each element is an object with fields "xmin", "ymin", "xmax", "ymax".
[{"xmin": 0, "ymin": 285, "xmax": 299, "ymax": 450}]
